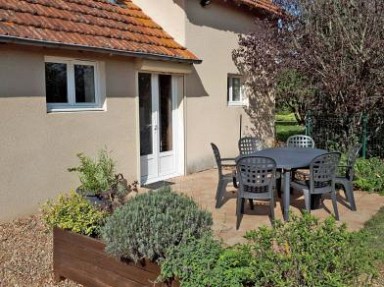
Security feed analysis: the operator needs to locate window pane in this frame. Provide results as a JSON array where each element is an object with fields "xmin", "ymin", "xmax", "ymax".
[
  {"xmin": 139, "ymin": 73, "xmax": 153, "ymax": 156},
  {"xmin": 45, "ymin": 63, "xmax": 67, "ymax": 103},
  {"xmin": 232, "ymin": 77, "xmax": 241, "ymax": 102},
  {"xmin": 159, "ymin": 75, "xmax": 173, "ymax": 152},
  {"xmin": 75, "ymin": 65, "xmax": 95, "ymax": 103}
]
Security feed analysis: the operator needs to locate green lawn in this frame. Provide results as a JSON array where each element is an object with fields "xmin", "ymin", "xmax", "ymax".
[
  {"xmin": 275, "ymin": 113, "xmax": 305, "ymax": 142},
  {"xmin": 361, "ymin": 207, "xmax": 384, "ymax": 261}
]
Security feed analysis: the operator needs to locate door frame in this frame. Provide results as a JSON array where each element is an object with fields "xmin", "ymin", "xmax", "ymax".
[{"xmin": 135, "ymin": 72, "xmax": 185, "ymax": 185}]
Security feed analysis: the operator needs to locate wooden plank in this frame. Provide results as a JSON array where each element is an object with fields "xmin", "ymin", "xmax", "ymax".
[
  {"xmin": 53, "ymin": 228, "xmax": 178, "ymax": 287},
  {"xmin": 56, "ymin": 256, "xmax": 149, "ymax": 287},
  {"xmin": 55, "ymin": 250, "xmax": 159, "ymax": 285}
]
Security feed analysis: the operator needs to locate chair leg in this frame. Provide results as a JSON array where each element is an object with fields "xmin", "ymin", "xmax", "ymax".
[
  {"xmin": 249, "ymin": 199, "xmax": 254, "ymax": 210},
  {"xmin": 270, "ymin": 195, "xmax": 275, "ymax": 221},
  {"xmin": 330, "ymin": 190, "xmax": 340, "ymax": 220},
  {"xmin": 276, "ymin": 178, "xmax": 282, "ymax": 198},
  {"xmin": 236, "ymin": 196, "xmax": 243, "ymax": 230},
  {"xmin": 303, "ymin": 190, "xmax": 311, "ymax": 213},
  {"xmin": 215, "ymin": 181, "xmax": 224, "ymax": 208},
  {"xmin": 345, "ymin": 182, "xmax": 357, "ymax": 211}
]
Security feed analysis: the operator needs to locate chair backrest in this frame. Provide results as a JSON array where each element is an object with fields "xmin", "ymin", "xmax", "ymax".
[
  {"xmin": 286, "ymin": 135, "xmax": 315, "ymax": 148},
  {"xmin": 346, "ymin": 143, "xmax": 362, "ymax": 179},
  {"xmin": 238, "ymin": 137, "xmax": 263, "ymax": 155},
  {"xmin": 347, "ymin": 143, "xmax": 362, "ymax": 166},
  {"xmin": 309, "ymin": 152, "xmax": 341, "ymax": 192},
  {"xmin": 210, "ymin": 143, "xmax": 223, "ymax": 176},
  {"xmin": 236, "ymin": 156, "xmax": 276, "ymax": 195}
]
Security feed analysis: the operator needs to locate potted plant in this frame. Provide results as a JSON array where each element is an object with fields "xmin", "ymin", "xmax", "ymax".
[{"xmin": 68, "ymin": 148, "xmax": 138, "ymax": 212}]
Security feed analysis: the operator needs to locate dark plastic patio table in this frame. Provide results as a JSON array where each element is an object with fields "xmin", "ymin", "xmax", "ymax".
[{"xmin": 251, "ymin": 147, "xmax": 328, "ymax": 221}]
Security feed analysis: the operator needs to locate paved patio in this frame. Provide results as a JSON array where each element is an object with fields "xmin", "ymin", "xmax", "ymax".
[{"xmin": 142, "ymin": 169, "xmax": 384, "ymax": 246}]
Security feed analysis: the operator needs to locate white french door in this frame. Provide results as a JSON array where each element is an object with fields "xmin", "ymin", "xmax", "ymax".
[{"xmin": 139, "ymin": 73, "xmax": 184, "ymax": 184}]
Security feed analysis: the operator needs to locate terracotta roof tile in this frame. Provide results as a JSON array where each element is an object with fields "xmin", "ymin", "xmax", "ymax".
[{"xmin": 0, "ymin": 0, "xmax": 200, "ymax": 63}]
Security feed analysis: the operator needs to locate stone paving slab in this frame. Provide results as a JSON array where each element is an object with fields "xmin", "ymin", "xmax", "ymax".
[{"xmin": 141, "ymin": 169, "xmax": 384, "ymax": 246}]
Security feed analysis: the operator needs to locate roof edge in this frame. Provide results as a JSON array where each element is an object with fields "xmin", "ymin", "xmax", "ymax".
[{"xmin": 0, "ymin": 36, "xmax": 202, "ymax": 64}]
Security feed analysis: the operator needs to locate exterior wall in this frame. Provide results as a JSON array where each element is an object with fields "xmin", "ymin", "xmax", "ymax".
[
  {"xmin": 132, "ymin": 0, "xmax": 275, "ymax": 173},
  {"xmin": 132, "ymin": 0, "xmax": 187, "ymax": 46},
  {"xmin": 184, "ymin": 1, "xmax": 275, "ymax": 172},
  {"xmin": 0, "ymin": 45, "xmax": 139, "ymax": 221}
]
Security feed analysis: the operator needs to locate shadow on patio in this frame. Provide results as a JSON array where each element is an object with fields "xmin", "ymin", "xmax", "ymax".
[{"xmin": 142, "ymin": 169, "xmax": 384, "ymax": 246}]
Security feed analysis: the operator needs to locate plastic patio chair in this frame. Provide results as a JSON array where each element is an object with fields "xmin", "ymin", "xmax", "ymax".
[
  {"xmin": 286, "ymin": 135, "xmax": 315, "ymax": 148},
  {"xmin": 238, "ymin": 137, "xmax": 263, "ymax": 155},
  {"xmin": 236, "ymin": 156, "xmax": 277, "ymax": 229},
  {"xmin": 335, "ymin": 143, "xmax": 362, "ymax": 211},
  {"xmin": 210, "ymin": 143, "xmax": 236, "ymax": 208},
  {"xmin": 291, "ymin": 152, "xmax": 341, "ymax": 220}
]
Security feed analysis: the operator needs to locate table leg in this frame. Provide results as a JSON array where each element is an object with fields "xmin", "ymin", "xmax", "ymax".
[{"xmin": 283, "ymin": 169, "xmax": 290, "ymax": 221}]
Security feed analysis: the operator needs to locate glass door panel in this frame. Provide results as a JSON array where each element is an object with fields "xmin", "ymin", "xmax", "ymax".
[
  {"xmin": 139, "ymin": 73, "xmax": 153, "ymax": 156},
  {"xmin": 159, "ymin": 74, "xmax": 173, "ymax": 152}
]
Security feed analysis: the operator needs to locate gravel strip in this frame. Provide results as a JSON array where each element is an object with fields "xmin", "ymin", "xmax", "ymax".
[
  {"xmin": 0, "ymin": 214, "xmax": 383, "ymax": 286},
  {"xmin": 0, "ymin": 214, "xmax": 80, "ymax": 287}
]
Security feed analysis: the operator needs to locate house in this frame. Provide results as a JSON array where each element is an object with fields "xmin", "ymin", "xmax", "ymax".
[{"xmin": 0, "ymin": 0, "xmax": 280, "ymax": 221}]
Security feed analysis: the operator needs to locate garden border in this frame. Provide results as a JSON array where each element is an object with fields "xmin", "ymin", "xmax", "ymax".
[{"xmin": 53, "ymin": 227, "xmax": 178, "ymax": 287}]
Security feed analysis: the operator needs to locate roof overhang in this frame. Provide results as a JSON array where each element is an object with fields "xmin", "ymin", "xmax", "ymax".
[{"xmin": 0, "ymin": 36, "xmax": 203, "ymax": 65}]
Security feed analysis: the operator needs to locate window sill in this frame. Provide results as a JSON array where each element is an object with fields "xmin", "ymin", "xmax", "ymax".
[
  {"xmin": 227, "ymin": 102, "xmax": 244, "ymax": 107},
  {"xmin": 47, "ymin": 107, "xmax": 106, "ymax": 113}
]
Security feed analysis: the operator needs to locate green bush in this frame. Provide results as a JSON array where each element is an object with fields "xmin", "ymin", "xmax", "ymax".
[
  {"xmin": 244, "ymin": 213, "xmax": 374, "ymax": 287},
  {"xmin": 101, "ymin": 187, "xmax": 213, "ymax": 263},
  {"xmin": 354, "ymin": 157, "xmax": 384, "ymax": 194},
  {"xmin": 159, "ymin": 213, "xmax": 374, "ymax": 287},
  {"xmin": 68, "ymin": 148, "xmax": 116, "ymax": 196},
  {"xmin": 41, "ymin": 191, "xmax": 107, "ymax": 237},
  {"xmin": 160, "ymin": 234, "xmax": 255, "ymax": 287}
]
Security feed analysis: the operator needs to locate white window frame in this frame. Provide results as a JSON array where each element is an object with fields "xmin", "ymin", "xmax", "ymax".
[
  {"xmin": 45, "ymin": 56, "xmax": 106, "ymax": 112},
  {"xmin": 227, "ymin": 75, "xmax": 244, "ymax": 106}
]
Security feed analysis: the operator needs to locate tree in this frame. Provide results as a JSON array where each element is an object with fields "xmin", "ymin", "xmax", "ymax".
[
  {"xmin": 233, "ymin": 0, "xmax": 384, "ymax": 147},
  {"xmin": 233, "ymin": 0, "xmax": 384, "ymax": 115}
]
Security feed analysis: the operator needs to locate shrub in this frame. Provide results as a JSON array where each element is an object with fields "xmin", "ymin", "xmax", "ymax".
[
  {"xmin": 41, "ymin": 191, "xmax": 107, "ymax": 237},
  {"xmin": 68, "ymin": 148, "xmax": 116, "ymax": 196},
  {"xmin": 354, "ymin": 157, "xmax": 384, "ymax": 194},
  {"xmin": 159, "ymin": 213, "xmax": 374, "ymax": 287},
  {"xmin": 160, "ymin": 234, "xmax": 255, "ymax": 287},
  {"xmin": 244, "ymin": 213, "xmax": 374, "ymax": 287},
  {"xmin": 101, "ymin": 187, "xmax": 213, "ymax": 263}
]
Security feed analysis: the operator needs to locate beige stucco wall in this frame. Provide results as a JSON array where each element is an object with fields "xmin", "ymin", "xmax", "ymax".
[
  {"xmin": 184, "ymin": 1, "xmax": 275, "ymax": 172},
  {"xmin": 0, "ymin": 45, "xmax": 139, "ymax": 221},
  {"xmin": 132, "ymin": 0, "xmax": 187, "ymax": 46},
  {"xmin": 131, "ymin": 0, "xmax": 275, "ymax": 173}
]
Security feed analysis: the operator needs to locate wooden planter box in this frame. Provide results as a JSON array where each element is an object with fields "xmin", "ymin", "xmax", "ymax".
[{"xmin": 53, "ymin": 228, "xmax": 178, "ymax": 287}]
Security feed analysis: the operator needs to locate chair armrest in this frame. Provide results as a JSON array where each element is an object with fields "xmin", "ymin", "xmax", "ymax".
[
  {"xmin": 221, "ymin": 158, "xmax": 236, "ymax": 167},
  {"xmin": 221, "ymin": 157, "xmax": 236, "ymax": 161}
]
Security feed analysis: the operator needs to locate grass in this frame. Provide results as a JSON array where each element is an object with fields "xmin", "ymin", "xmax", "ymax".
[
  {"xmin": 361, "ymin": 206, "xmax": 384, "ymax": 261},
  {"xmin": 357, "ymin": 207, "xmax": 384, "ymax": 286}
]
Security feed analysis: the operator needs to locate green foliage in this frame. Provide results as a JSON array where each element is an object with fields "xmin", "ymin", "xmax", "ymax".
[
  {"xmin": 68, "ymin": 148, "xmax": 116, "ymax": 196},
  {"xmin": 160, "ymin": 233, "xmax": 256, "ymax": 287},
  {"xmin": 275, "ymin": 123, "xmax": 305, "ymax": 143},
  {"xmin": 41, "ymin": 191, "xmax": 107, "ymax": 237},
  {"xmin": 160, "ymin": 213, "xmax": 373, "ymax": 287},
  {"xmin": 354, "ymin": 157, "xmax": 384, "ymax": 194},
  {"xmin": 101, "ymin": 187, "xmax": 213, "ymax": 263},
  {"xmin": 244, "ymin": 213, "xmax": 374, "ymax": 287},
  {"xmin": 275, "ymin": 113, "xmax": 297, "ymax": 122},
  {"xmin": 360, "ymin": 207, "xmax": 384, "ymax": 263},
  {"xmin": 276, "ymin": 69, "xmax": 315, "ymax": 125}
]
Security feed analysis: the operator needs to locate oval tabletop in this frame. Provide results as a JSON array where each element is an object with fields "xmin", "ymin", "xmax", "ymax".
[{"xmin": 253, "ymin": 147, "xmax": 328, "ymax": 169}]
